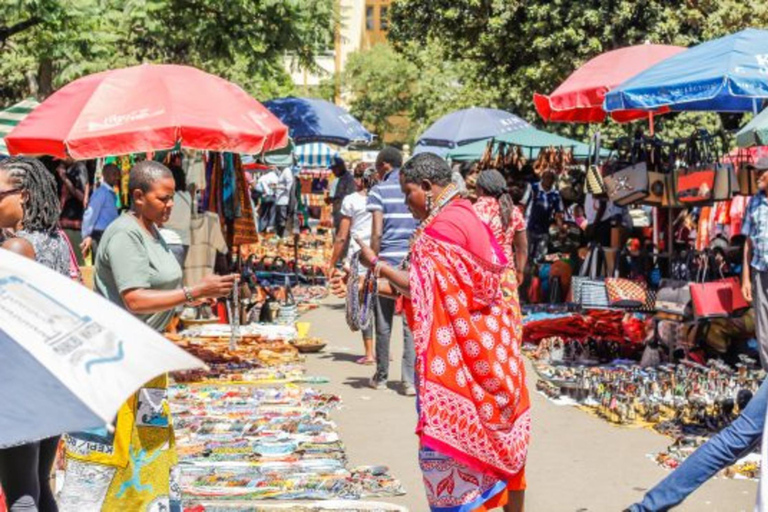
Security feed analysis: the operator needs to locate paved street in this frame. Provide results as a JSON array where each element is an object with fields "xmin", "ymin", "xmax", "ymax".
[{"xmin": 301, "ymin": 298, "xmax": 757, "ymax": 512}]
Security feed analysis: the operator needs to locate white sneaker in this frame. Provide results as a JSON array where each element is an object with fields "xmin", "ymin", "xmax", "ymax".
[
  {"xmin": 368, "ymin": 378, "xmax": 386, "ymax": 390},
  {"xmin": 403, "ymin": 384, "xmax": 416, "ymax": 396}
]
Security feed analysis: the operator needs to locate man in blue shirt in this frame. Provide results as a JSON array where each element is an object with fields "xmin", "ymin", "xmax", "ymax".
[
  {"xmin": 80, "ymin": 164, "xmax": 120, "ymax": 259},
  {"xmin": 742, "ymin": 162, "xmax": 768, "ymax": 369},
  {"xmin": 367, "ymin": 147, "xmax": 418, "ymax": 395}
]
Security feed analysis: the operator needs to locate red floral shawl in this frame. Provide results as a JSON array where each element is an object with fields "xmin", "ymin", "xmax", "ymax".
[{"xmin": 406, "ymin": 200, "xmax": 530, "ymax": 479}]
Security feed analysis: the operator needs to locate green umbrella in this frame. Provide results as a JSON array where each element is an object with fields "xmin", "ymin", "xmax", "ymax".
[
  {"xmin": 446, "ymin": 126, "xmax": 598, "ymax": 161},
  {"xmin": 736, "ymin": 108, "xmax": 768, "ymax": 148},
  {"xmin": 0, "ymin": 99, "xmax": 39, "ymax": 156}
]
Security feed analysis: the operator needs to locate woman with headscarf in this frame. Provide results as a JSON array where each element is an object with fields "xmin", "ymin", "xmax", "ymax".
[
  {"xmin": 0, "ymin": 157, "xmax": 71, "ymax": 512},
  {"xmin": 58, "ymin": 160, "xmax": 236, "ymax": 511},
  {"xmin": 343, "ymin": 153, "xmax": 530, "ymax": 512}
]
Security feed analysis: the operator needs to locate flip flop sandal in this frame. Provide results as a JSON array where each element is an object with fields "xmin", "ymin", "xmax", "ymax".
[{"xmin": 356, "ymin": 357, "xmax": 375, "ymax": 365}]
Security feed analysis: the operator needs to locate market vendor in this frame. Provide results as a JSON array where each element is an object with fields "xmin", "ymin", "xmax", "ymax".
[{"xmin": 58, "ymin": 160, "xmax": 237, "ymax": 511}]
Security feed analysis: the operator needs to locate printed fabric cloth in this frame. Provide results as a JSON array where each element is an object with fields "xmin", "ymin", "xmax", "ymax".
[
  {"xmin": 405, "ymin": 200, "xmax": 530, "ymax": 512},
  {"xmin": 473, "ymin": 197, "xmax": 525, "ymax": 274},
  {"xmin": 58, "ymin": 374, "xmax": 178, "ymax": 512}
]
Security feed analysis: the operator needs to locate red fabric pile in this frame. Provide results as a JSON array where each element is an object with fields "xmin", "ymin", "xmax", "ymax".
[{"xmin": 523, "ymin": 310, "xmax": 646, "ymax": 344}]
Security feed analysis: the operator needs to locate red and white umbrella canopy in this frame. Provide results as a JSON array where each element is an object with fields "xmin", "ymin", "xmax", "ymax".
[{"xmin": 6, "ymin": 64, "xmax": 289, "ymax": 159}]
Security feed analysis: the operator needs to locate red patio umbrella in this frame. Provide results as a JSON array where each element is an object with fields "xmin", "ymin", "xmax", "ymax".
[
  {"xmin": 5, "ymin": 64, "xmax": 289, "ymax": 159},
  {"xmin": 533, "ymin": 44, "xmax": 685, "ymax": 123}
]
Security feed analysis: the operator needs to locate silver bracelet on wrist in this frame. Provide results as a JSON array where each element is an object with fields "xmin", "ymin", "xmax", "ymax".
[{"xmin": 182, "ymin": 286, "xmax": 195, "ymax": 303}]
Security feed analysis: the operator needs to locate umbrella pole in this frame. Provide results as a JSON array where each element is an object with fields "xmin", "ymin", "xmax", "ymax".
[{"xmin": 649, "ymin": 112, "xmax": 659, "ymax": 250}]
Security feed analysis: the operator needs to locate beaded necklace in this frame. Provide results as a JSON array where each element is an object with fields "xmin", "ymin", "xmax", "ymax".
[{"xmin": 402, "ymin": 183, "xmax": 460, "ymax": 269}]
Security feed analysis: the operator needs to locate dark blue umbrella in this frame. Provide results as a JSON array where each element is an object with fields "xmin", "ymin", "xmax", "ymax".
[
  {"xmin": 417, "ymin": 107, "xmax": 530, "ymax": 149},
  {"xmin": 264, "ymin": 97, "xmax": 373, "ymax": 146},
  {"xmin": 605, "ymin": 28, "xmax": 768, "ymax": 113}
]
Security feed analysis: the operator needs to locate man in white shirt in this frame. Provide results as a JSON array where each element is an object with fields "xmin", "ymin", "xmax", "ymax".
[
  {"xmin": 256, "ymin": 168, "xmax": 279, "ymax": 232},
  {"xmin": 274, "ymin": 166, "xmax": 294, "ymax": 237}
]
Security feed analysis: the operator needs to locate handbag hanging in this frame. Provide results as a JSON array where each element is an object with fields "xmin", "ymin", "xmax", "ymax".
[
  {"xmin": 736, "ymin": 148, "xmax": 759, "ymax": 196},
  {"xmin": 643, "ymin": 171, "xmax": 667, "ymax": 206},
  {"xmin": 572, "ymin": 243, "xmax": 607, "ymax": 305},
  {"xmin": 675, "ymin": 130, "xmax": 720, "ymax": 205},
  {"xmin": 712, "ymin": 162, "xmax": 739, "ymax": 201},
  {"xmin": 604, "ymin": 162, "xmax": 650, "ymax": 206},
  {"xmin": 655, "ymin": 278, "xmax": 692, "ymax": 317},
  {"xmin": 585, "ymin": 132, "xmax": 607, "ymax": 197},
  {"xmin": 689, "ymin": 252, "xmax": 749, "ymax": 319}
]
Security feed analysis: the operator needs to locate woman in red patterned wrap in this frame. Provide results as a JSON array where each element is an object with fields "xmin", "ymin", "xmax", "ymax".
[{"xmin": 353, "ymin": 153, "xmax": 530, "ymax": 512}]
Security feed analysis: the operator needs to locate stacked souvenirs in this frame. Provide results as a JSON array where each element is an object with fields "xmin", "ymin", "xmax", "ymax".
[{"xmin": 167, "ymin": 323, "xmax": 405, "ymax": 508}]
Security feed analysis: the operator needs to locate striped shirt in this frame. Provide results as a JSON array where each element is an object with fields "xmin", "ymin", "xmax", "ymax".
[
  {"xmin": 367, "ymin": 168, "xmax": 418, "ymax": 265},
  {"xmin": 744, "ymin": 192, "xmax": 768, "ymax": 272}
]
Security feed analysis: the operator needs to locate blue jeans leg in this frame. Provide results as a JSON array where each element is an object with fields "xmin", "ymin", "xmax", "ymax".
[{"xmin": 629, "ymin": 377, "xmax": 768, "ymax": 511}]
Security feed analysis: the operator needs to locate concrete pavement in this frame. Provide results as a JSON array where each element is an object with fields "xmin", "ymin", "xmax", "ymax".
[{"xmin": 300, "ymin": 298, "xmax": 757, "ymax": 511}]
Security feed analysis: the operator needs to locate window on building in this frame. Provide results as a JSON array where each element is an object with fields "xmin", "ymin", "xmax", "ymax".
[
  {"xmin": 366, "ymin": 6, "xmax": 375, "ymax": 31},
  {"xmin": 380, "ymin": 6, "xmax": 389, "ymax": 31}
]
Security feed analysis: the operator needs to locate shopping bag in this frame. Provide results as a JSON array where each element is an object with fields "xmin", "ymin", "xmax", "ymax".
[
  {"xmin": 605, "ymin": 277, "xmax": 648, "ymax": 309},
  {"xmin": 580, "ymin": 279, "xmax": 609, "ymax": 309},
  {"xmin": 712, "ymin": 163, "xmax": 739, "ymax": 201},
  {"xmin": 690, "ymin": 277, "xmax": 749, "ymax": 319},
  {"xmin": 738, "ymin": 162, "xmax": 759, "ymax": 196},
  {"xmin": 676, "ymin": 165, "xmax": 716, "ymax": 205},
  {"xmin": 585, "ymin": 164, "xmax": 606, "ymax": 196},
  {"xmin": 604, "ymin": 162, "xmax": 650, "ymax": 206},
  {"xmin": 655, "ymin": 279, "xmax": 692, "ymax": 317},
  {"xmin": 643, "ymin": 171, "xmax": 667, "ymax": 206}
]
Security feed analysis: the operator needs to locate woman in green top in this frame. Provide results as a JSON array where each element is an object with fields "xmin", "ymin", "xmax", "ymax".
[{"xmin": 59, "ymin": 160, "xmax": 235, "ymax": 512}]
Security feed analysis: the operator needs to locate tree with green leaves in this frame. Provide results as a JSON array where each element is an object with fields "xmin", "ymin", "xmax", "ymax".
[
  {"xmin": 387, "ymin": 0, "xmax": 768, "ymax": 141},
  {"xmin": 0, "ymin": 0, "xmax": 334, "ymax": 104}
]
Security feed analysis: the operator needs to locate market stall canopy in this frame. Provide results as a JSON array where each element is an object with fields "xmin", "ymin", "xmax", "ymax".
[
  {"xmin": 0, "ymin": 248, "xmax": 203, "ymax": 447},
  {"xmin": 412, "ymin": 143, "xmax": 450, "ymax": 158},
  {"xmin": 446, "ymin": 127, "xmax": 598, "ymax": 161},
  {"xmin": 295, "ymin": 142, "xmax": 340, "ymax": 168},
  {"xmin": 533, "ymin": 44, "xmax": 685, "ymax": 123},
  {"xmin": 416, "ymin": 107, "xmax": 530, "ymax": 149},
  {"xmin": 736, "ymin": 107, "xmax": 768, "ymax": 147},
  {"xmin": 605, "ymin": 29, "xmax": 768, "ymax": 113},
  {"xmin": 0, "ymin": 99, "xmax": 39, "ymax": 156},
  {"xmin": 5, "ymin": 64, "xmax": 289, "ymax": 159},
  {"xmin": 264, "ymin": 97, "xmax": 373, "ymax": 146}
]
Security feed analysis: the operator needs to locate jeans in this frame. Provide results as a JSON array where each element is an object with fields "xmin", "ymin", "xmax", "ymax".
[
  {"xmin": 258, "ymin": 200, "xmax": 275, "ymax": 232},
  {"xmin": 753, "ymin": 269, "xmax": 768, "ymax": 370},
  {"xmin": 628, "ymin": 377, "xmax": 768, "ymax": 511},
  {"xmin": 373, "ymin": 296, "xmax": 415, "ymax": 386},
  {"xmin": 275, "ymin": 205, "xmax": 289, "ymax": 238}
]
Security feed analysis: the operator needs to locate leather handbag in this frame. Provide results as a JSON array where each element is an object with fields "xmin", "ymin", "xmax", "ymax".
[
  {"xmin": 676, "ymin": 165, "xmax": 716, "ymax": 204},
  {"xmin": 655, "ymin": 279, "xmax": 692, "ymax": 317},
  {"xmin": 571, "ymin": 244, "xmax": 607, "ymax": 298},
  {"xmin": 738, "ymin": 163, "xmax": 758, "ymax": 196},
  {"xmin": 643, "ymin": 171, "xmax": 667, "ymax": 205},
  {"xmin": 580, "ymin": 279, "xmax": 609, "ymax": 309},
  {"xmin": 689, "ymin": 255, "xmax": 749, "ymax": 319},
  {"xmin": 605, "ymin": 277, "xmax": 648, "ymax": 309},
  {"xmin": 585, "ymin": 164, "xmax": 606, "ymax": 196},
  {"xmin": 712, "ymin": 162, "xmax": 739, "ymax": 201},
  {"xmin": 691, "ymin": 277, "xmax": 749, "ymax": 319},
  {"xmin": 736, "ymin": 148, "xmax": 758, "ymax": 196},
  {"xmin": 663, "ymin": 172, "xmax": 682, "ymax": 207},
  {"xmin": 584, "ymin": 133, "xmax": 607, "ymax": 197},
  {"xmin": 604, "ymin": 162, "xmax": 650, "ymax": 206}
]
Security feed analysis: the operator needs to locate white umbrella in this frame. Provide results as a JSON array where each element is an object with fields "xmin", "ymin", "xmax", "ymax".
[{"xmin": 0, "ymin": 249, "xmax": 204, "ymax": 447}]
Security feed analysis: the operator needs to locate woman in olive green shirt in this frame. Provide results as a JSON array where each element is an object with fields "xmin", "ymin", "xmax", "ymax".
[{"xmin": 60, "ymin": 160, "xmax": 235, "ymax": 511}]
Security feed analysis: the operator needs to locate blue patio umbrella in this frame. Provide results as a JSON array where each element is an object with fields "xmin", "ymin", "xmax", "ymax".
[
  {"xmin": 417, "ymin": 107, "xmax": 530, "ymax": 149},
  {"xmin": 264, "ymin": 97, "xmax": 374, "ymax": 146},
  {"xmin": 605, "ymin": 29, "xmax": 768, "ymax": 113}
]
